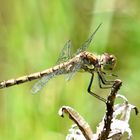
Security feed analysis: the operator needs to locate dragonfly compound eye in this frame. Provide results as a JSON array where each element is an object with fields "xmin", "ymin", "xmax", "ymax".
[{"xmin": 100, "ymin": 53, "xmax": 116, "ymax": 71}]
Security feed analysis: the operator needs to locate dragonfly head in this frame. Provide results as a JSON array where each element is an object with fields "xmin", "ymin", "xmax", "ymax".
[{"xmin": 99, "ymin": 53, "xmax": 116, "ymax": 71}]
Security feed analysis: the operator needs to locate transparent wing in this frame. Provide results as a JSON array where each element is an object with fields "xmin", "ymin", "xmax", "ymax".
[
  {"xmin": 76, "ymin": 23, "xmax": 102, "ymax": 54},
  {"xmin": 31, "ymin": 68, "xmax": 65, "ymax": 94},
  {"xmin": 56, "ymin": 40, "xmax": 72, "ymax": 64},
  {"xmin": 31, "ymin": 62, "xmax": 82, "ymax": 94},
  {"xmin": 32, "ymin": 41, "xmax": 72, "ymax": 94},
  {"xmin": 65, "ymin": 61, "xmax": 82, "ymax": 81},
  {"xmin": 31, "ymin": 73, "xmax": 56, "ymax": 94}
]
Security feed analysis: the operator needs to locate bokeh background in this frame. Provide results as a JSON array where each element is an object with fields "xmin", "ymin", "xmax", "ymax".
[{"xmin": 0, "ymin": 0, "xmax": 140, "ymax": 140}]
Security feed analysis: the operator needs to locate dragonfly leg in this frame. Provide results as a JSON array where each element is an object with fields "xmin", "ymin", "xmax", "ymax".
[
  {"xmin": 98, "ymin": 74, "xmax": 112, "ymax": 89},
  {"xmin": 97, "ymin": 71, "xmax": 115, "ymax": 85},
  {"xmin": 87, "ymin": 74, "xmax": 106, "ymax": 103},
  {"xmin": 102, "ymin": 71, "xmax": 118, "ymax": 77}
]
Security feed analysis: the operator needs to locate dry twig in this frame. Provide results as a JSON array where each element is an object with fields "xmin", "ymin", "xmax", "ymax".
[{"xmin": 58, "ymin": 79, "xmax": 138, "ymax": 140}]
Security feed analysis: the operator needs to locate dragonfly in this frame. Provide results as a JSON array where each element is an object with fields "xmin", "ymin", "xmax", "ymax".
[{"xmin": 0, "ymin": 24, "xmax": 117, "ymax": 102}]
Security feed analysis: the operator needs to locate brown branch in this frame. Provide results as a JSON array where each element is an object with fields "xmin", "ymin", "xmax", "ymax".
[{"xmin": 98, "ymin": 79, "xmax": 122, "ymax": 140}]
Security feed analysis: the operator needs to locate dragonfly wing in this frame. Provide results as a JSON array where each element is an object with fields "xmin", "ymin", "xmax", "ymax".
[
  {"xmin": 31, "ymin": 67, "xmax": 67, "ymax": 94},
  {"xmin": 31, "ymin": 62, "xmax": 82, "ymax": 94},
  {"xmin": 65, "ymin": 62, "xmax": 82, "ymax": 81},
  {"xmin": 32, "ymin": 41, "xmax": 72, "ymax": 94},
  {"xmin": 31, "ymin": 72, "xmax": 56, "ymax": 94},
  {"xmin": 56, "ymin": 40, "xmax": 72, "ymax": 64},
  {"xmin": 76, "ymin": 23, "xmax": 102, "ymax": 54}
]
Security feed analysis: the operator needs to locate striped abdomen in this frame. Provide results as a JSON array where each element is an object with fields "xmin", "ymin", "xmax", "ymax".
[{"xmin": 0, "ymin": 63, "xmax": 69, "ymax": 89}]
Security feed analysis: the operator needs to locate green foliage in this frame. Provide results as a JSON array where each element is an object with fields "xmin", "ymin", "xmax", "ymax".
[{"xmin": 0, "ymin": 0, "xmax": 140, "ymax": 139}]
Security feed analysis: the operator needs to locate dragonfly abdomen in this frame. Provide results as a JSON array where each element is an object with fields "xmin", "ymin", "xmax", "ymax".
[
  {"xmin": 0, "ymin": 72, "xmax": 42, "ymax": 89},
  {"xmin": 0, "ymin": 76, "xmax": 29, "ymax": 89},
  {"xmin": 0, "ymin": 64, "xmax": 65, "ymax": 89}
]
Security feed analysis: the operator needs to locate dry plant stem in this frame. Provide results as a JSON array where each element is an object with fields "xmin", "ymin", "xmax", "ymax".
[
  {"xmin": 60, "ymin": 106, "xmax": 93, "ymax": 140},
  {"xmin": 98, "ymin": 79, "xmax": 122, "ymax": 140}
]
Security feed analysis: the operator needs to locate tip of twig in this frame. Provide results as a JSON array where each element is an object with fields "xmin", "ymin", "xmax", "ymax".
[{"xmin": 112, "ymin": 79, "xmax": 122, "ymax": 88}]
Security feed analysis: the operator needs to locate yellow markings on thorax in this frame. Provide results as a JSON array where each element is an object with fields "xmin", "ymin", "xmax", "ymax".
[{"xmin": 86, "ymin": 52, "xmax": 97, "ymax": 63}]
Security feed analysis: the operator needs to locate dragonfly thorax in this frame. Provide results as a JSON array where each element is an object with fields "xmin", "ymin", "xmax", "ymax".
[
  {"xmin": 99, "ymin": 53, "xmax": 116, "ymax": 71},
  {"xmin": 80, "ymin": 52, "xmax": 98, "ymax": 72}
]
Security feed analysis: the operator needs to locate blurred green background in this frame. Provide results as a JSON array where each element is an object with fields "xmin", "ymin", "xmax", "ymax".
[{"xmin": 0, "ymin": 0, "xmax": 140, "ymax": 140}]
